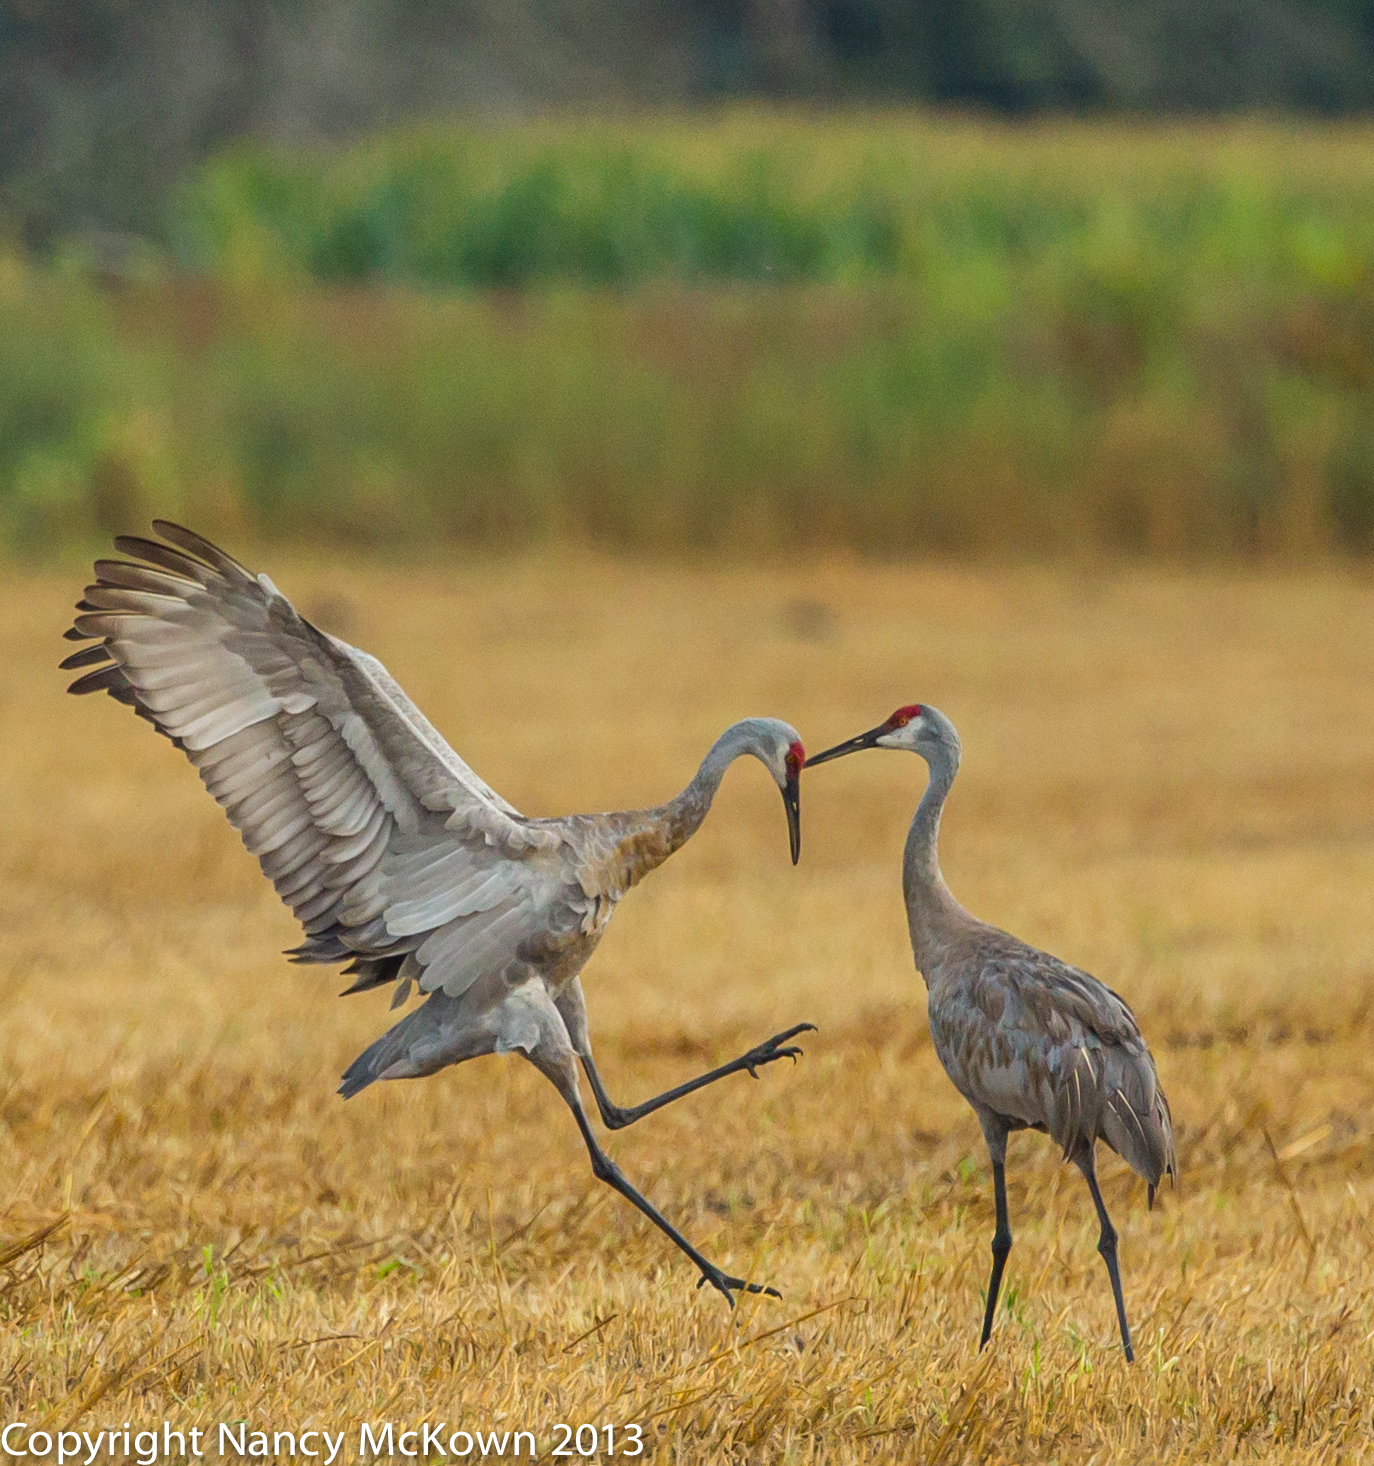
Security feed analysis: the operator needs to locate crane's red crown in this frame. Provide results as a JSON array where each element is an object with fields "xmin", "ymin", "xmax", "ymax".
[
  {"xmin": 786, "ymin": 740, "xmax": 806, "ymax": 774},
  {"xmin": 887, "ymin": 704, "xmax": 923, "ymax": 728}
]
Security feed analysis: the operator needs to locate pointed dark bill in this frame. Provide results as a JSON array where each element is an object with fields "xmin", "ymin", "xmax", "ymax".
[
  {"xmin": 783, "ymin": 772, "xmax": 801, "ymax": 865},
  {"xmin": 803, "ymin": 723, "xmax": 888, "ymax": 767}
]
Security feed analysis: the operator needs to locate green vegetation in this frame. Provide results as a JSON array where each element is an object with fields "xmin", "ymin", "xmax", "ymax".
[
  {"xmin": 175, "ymin": 124, "xmax": 908, "ymax": 288},
  {"xmin": 6, "ymin": 116, "xmax": 1374, "ymax": 558}
]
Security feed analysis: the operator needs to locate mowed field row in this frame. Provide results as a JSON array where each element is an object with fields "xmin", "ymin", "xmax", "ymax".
[{"xmin": 1, "ymin": 556, "xmax": 1372, "ymax": 1461}]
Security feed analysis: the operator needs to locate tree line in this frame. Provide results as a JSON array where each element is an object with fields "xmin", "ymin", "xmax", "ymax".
[{"xmin": 4, "ymin": 0, "xmax": 1374, "ymax": 243}]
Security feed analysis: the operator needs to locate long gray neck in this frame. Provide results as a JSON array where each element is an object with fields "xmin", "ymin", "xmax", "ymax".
[
  {"xmin": 661, "ymin": 722, "xmax": 759, "ymax": 852},
  {"xmin": 903, "ymin": 744, "xmax": 967, "ymax": 977}
]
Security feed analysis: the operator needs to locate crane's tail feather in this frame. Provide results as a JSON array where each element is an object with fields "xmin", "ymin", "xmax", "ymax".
[
  {"xmin": 338, "ymin": 991, "xmax": 473, "ymax": 1099},
  {"xmin": 1098, "ymin": 1052, "xmax": 1176, "ymax": 1196},
  {"xmin": 340, "ymin": 1018, "xmax": 418, "ymax": 1098},
  {"xmin": 1051, "ymin": 1041, "xmax": 1176, "ymax": 1197}
]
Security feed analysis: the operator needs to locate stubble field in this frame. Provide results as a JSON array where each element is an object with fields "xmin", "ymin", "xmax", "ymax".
[{"xmin": 0, "ymin": 553, "xmax": 1372, "ymax": 1462}]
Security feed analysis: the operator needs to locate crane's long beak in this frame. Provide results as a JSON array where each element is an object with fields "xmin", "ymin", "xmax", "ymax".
[
  {"xmin": 803, "ymin": 723, "xmax": 888, "ymax": 767},
  {"xmin": 783, "ymin": 772, "xmax": 801, "ymax": 865}
]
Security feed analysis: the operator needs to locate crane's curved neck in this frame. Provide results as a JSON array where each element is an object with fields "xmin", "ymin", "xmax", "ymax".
[
  {"xmin": 664, "ymin": 723, "xmax": 756, "ymax": 849},
  {"xmin": 598, "ymin": 723, "xmax": 772, "ymax": 897},
  {"xmin": 904, "ymin": 744, "xmax": 966, "ymax": 976}
]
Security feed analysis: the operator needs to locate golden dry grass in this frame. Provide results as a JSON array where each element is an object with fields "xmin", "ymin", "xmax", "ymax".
[{"xmin": 1, "ymin": 553, "xmax": 1373, "ymax": 1461}]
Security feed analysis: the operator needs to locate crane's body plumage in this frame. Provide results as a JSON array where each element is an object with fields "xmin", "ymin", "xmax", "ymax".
[
  {"xmin": 63, "ymin": 523, "xmax": 810, "ymax": 1303},
  {"xmin": 920, "ymin": 926, "xmax": 1167, "ymax": 1190},
  {"xmin": 807, "ymin": 702, "xmax": 1174, "ymax": 1359},
  {"xmin": 918, "ymin": 906, "xmax": 1174, "ymax": 1205}
]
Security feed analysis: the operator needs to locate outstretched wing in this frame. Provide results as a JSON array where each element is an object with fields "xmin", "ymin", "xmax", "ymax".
[{"xmin": 62, "ymin": 522, "xmax": 567, "ymax": 1000}]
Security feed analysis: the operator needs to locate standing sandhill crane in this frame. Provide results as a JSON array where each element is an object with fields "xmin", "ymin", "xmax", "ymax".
[
  {"xmin": 806, "ymin": 705, "xmax": 1175, "ymax": 1360},
  {"xmin": 62, "ymin": 523, "xmax": 813, "ymax": 1303}
]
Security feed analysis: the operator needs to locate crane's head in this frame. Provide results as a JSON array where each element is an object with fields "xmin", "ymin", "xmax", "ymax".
[
  {"xmin": 804, "ymin": 703, "xmax": 960, "ymax": 771},
  {"xmin": 724, "ymin": 717, "xmax": 804, "ymax": 864}
]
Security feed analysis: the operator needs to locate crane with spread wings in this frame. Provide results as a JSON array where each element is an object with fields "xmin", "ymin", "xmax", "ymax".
[{"xmin": 63, "ymin": 523, "xmax": 812, "ymax": 1303}]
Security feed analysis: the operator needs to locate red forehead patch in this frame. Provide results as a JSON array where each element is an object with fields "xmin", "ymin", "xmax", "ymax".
[
  {"xmin": 788, "ymin": 740, "xmax": 806, "ymax": 769},
  {"xmin": 889, "ymin": 704, "xmax": 923, "ymax": 727}
]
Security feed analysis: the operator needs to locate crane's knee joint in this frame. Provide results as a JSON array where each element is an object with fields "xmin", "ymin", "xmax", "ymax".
[
  {"xmin": 591, "ymin": 1154, "xmax": 621, "ymax": 1185},
  {"xmin": 991, "ymin": 1230, "xmax": 1012, "ymax": 1260}
]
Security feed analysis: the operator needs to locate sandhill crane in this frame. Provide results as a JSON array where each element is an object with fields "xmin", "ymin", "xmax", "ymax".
[
  {"xmin": 62, "ymin": 523, "xmax": 813, "ymax": 1304},
  {"xmin": 806, "ymin": 704, "xmax": 1175, "ymax": 1360}
]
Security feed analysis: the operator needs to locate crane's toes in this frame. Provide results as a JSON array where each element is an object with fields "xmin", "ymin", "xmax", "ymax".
[
  {"xmin": 742, "ymin": 1023, "xmax": 817, "ymax": 1078},
  {"xmin": 746, "ymin": 1048, "xmax": 802, "ymax": 1077},
  {"xmin": 736, "ymin": 1278, "xmax": 784, "ymax": 1300},
  {"xmin": 695, "ymin": 1270, "xmax": 782, "ymax": 1303}
]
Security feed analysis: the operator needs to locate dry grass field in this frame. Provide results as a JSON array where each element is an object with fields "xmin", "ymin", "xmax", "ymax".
[{"xmin": 0, "ymin": 552, "xmax": 1372, "ymax": 1462}]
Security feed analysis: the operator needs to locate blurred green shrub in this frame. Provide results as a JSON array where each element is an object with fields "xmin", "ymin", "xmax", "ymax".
[
  {"xmin": 174, "ymin": 131, "xmax": 905, "ymax": 288},
  {"xmin": 6, "ymin": 116, "xmax": 1374, "ymax": 559}
]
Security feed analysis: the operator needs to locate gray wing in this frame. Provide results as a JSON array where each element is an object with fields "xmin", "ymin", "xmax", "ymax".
[
  {"xmin": 932, "ymin": 941, "xmax": 1176, "ymax": 1194},
  {"xmin": 62, "ymin": 522, "xmax": 571, "ymax": 1000}
]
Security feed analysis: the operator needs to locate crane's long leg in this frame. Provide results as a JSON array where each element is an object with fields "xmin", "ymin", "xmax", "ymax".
[
  {"xmin": 1076, "ymin": 1145, "xmax": 1135, "ymax": 1363},
  {"xmin": 581, "ymin": 1025, "xmax": 815, "ymax": 1130},
  {"xmin": 977, "ymin": 1114, "xmax": 1013, "ymax": 1351},
  {"xmin": 565, "ymin": 1088, "xmax": 778, "ymax": 1305},
  {"xmin": 528, "ymin": 988, "xmax": 779, "ymax": 1305},
  {"xmin": 556, "ymin": 980, "xmax": 813, "ymax": 1131}
]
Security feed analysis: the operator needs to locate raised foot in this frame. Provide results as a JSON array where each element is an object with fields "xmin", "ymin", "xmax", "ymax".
[
  {"xmin": 741, "ymin": 1022, "xmax": 817, "ymax": 1079},
  {"xmin": 695, "ymin": 1269, "xmax": 782, "ymax": 1305}
]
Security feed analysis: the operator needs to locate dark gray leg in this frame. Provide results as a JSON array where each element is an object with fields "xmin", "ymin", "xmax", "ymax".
[
  {"xmin": 564, "ymin": 1091, "xmax": 779, "ymax": 1305},
  {"xmin": 556, "ymin": 978, "xmax": 813, "ymax": 1131},
  {"xmin": 579, "ymin": 1025, "xmax": 815, "ymax": 1129},
  {"xmin": 526, "ymin": 987, "xmax": 779, "ymax": 1306},
  {"xmin": 977, "ymin": 1114, "xmax": 1013, "ymax": 1350},
  {"xmin": 1076, "ymin": 1145, "xmax": 1135, "ymax": 1362}
]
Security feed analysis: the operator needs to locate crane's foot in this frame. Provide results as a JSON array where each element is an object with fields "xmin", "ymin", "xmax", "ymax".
[
  {"xmin": 695, "ymin": 1268, "xmax": 782, "ymax": 1305},
  {"xmin": 741, "ymin": 1023, "xmax": 817, "ymax": 1079}
]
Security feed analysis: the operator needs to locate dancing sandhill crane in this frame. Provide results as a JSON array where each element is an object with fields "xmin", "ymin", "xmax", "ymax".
[
  {"xmin": 806, "ymin": 704, "xmax": 1175, "ymax": 1360},
  {"xmin": 62, "ymin": 523, "xmax": 813, "ymax": 1303}
]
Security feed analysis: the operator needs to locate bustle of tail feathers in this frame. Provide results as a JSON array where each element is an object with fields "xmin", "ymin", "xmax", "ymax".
[
  {"xmin": 1055, "ymin": 1041, "xmax": 1176, "ymax": 1201},
  {"xmin": 1102, "ymin": 1056, "xmax": 1176, "ymax": 1205},
  {"xmin": 1148, "ymin": 1085, "xmax": 1179, "ymax": 1210}
]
